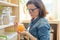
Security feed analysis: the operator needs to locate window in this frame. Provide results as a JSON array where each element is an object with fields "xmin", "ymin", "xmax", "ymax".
[
  {"xmin": 19, "ymin": 0, "xmax": 31, "ymax": 23},
  {"xmin": 19, "ymin": 0, "xmax": 57, "ymax": 23},
  {"xmin": 42, "ymin": 0, "xmax": 57, "ymax": 20}
]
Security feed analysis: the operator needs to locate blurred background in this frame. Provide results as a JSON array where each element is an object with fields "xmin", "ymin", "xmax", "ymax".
[{"xmin": 0, "ymin": 0, "xmax": 60, "ymax": 40}]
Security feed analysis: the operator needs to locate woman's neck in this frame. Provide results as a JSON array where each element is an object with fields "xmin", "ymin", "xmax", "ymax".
[{"xmin": 32, "ymin": 16, "xmax": 38, "ymax": 21}]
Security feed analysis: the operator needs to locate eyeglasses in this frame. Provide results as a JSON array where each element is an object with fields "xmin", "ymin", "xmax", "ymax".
[{"xmin": 27, "ymin": 8, "xmax": 38, "ymax": 12}]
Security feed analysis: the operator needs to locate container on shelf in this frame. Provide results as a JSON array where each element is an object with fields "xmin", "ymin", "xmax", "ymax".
[
  {"xmin": 3, "ymin": 15, "xmax": 9, "ymax": 25},
  {"xmin": 0, "ymin": 29, "xmax": 7, "ymax": 40},
  {"xmin": 0, "ymin": 0, "xmax": 7, "ymax": 2},
  {"xmin": 0, "ymin": 32, "xmax": 17, "ymax": 40},
  {"xmin": 2, "ymin": 7, "xmax": 12, "ymax": 16},
  {"xmin": 0, "ymin": 18, "xmax": 2, "ymax": 25},
  {"xmin": 9, "ymin": 16, "xmax": 16, "ymax": 24},
  {"xmin": 0, "ymin": 15, "xmax": 3, "ymax": 25},
  {"xmin": 0, "ymin": 6, "xmax": 4, "ymax": 15},
  {"xmin": 2, "ymin": 7, "xmax": 12, "ymax": 25},
  {"xmin": 0, "ymin": 37, "xmax": 6, "ymax": 40},
  {"xmin": 5, "ymin": 26, "xmax": 15, "ymax": 32},
  {"xmin": 0, "ymin": 29, "xmax": 5, "ymax": 35},
  {"xmin": 7, "ymin": 0, "xmax": 11, "ymax": 3}
]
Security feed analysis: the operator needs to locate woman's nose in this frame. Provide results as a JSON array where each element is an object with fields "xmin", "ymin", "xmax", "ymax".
[{"xmin": 29, "ymin": 10, "xmax": 33, "ymax": 13}]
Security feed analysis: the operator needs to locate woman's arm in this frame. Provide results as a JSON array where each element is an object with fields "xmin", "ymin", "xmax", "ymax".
[
  {"xmin": 27, "ymin": 32, "xmax": 37, "ymax": 40},
  {"xmin": 21, "ymin": 31, "xmax": 37, "ymax": 40},
  {"xmin": 38, "ymin": 25, "xmax": 50, "ymax": 40}
]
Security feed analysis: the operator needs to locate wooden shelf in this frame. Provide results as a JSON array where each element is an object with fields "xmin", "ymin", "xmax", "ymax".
[
  {"xmin": 48, "ymin": 20, "xmax": 60, "ymax": 24},
  {"xmin": 0, "ymin": 1, "xmax": 18, "ymax": 7},
  {"xmin": 0, "ymin": 0, "xmax": 19, "ymax": 40},
  {"xmin": 0, "ymin": 23, "xmax": 14, "ymax": 29}
]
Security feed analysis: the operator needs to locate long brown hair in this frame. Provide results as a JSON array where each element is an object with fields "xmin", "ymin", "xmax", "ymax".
[{"xmin": 26, "ymin": 0, "xmax": 48, "ymax": 17}]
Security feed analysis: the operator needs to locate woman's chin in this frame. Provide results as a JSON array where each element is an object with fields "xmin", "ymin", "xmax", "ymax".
[{"xmin": 31, "ymin": 17, "xmax": 35, "ymax": 18}]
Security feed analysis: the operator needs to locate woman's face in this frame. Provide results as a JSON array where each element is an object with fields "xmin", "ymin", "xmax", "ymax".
[{"xmin": 27, "ymin": 4, "xmax": 39, "ymax": 18}]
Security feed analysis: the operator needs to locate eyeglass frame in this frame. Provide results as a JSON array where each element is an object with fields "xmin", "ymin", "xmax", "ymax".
[{"xmin": 27, "ymin": 8, "xmax": 38, "ymax": 12}]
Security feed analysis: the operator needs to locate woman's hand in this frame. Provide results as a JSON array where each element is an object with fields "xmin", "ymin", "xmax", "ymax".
[
  {"xmin": 20, "ymin": 31, "xmax": 29, "ymax": 36},
  {"xmin": 20, "ymin": 31, "xmax": 29, "ymax": 40},
  {"xmin": 14, "ymin": 22, "xmax": 18, "ymax": 26},
  {"xmin": 21, "ymin": 31, "xmax": 37, "ymax": 40}
]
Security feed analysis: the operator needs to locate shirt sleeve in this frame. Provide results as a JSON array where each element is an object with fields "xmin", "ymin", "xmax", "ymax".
[{"xmin": 37, "ymin": 25, "xmax": 50, "ymax": 40}]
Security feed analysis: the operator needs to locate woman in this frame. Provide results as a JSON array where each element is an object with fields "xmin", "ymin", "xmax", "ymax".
[{"xmin": 20, "ymin": 0, "xmax": 50, "ymax": 40}]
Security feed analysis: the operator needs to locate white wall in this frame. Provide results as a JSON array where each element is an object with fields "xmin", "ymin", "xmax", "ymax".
[{"xmin": 57, "ymin": 0, "xmax": 60, "ymax": 20}]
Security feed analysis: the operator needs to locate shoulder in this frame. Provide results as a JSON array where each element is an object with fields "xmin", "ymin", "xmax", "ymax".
[
  {"xmin": 39, "ymin": 17, "xmax": 48, "ymax": 23},
  {"xmin": 37, "ymin": 18, "xmax": 50, "ymax": 29},
  {"xmin": 39, "ymin": 18, "xmax": 49, "ymax": 25}
]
